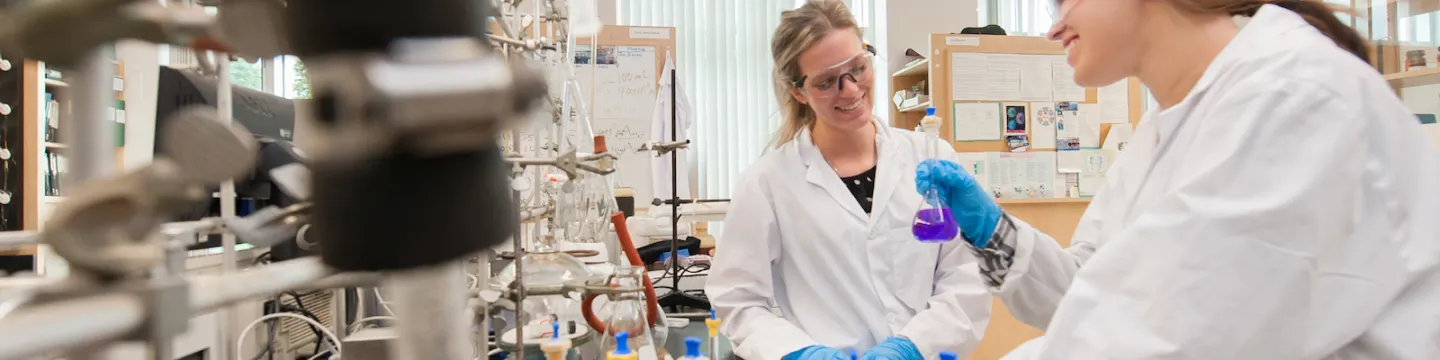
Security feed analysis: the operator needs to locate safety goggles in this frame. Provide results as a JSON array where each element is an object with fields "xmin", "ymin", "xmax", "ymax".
[
  {"xmin": 791, "ymin": 51, "xmax": 874, "ymax": 101},
  {"xmin": 1045, "ymin": 0, "xmax": 1080, "ymax": 40},
  {"xmin": 1048, "ymin": 0, "xmax": 1078, "ymax": 22}
]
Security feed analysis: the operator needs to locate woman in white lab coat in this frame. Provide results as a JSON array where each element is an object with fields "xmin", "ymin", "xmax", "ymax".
[
  {"xmin": 703, "ymin": 1, "xmax": 992, "ymax": 360},
  {"xmin": 918, "ymin": 0, "xmax": 1440, "ymax": 359}
]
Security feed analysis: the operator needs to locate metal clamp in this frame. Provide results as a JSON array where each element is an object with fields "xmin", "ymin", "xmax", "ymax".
[
  {"xmin": 639, "ymin": 140, "xmax": 691, "ymax": 157},
  {"xmin": 506, "ymin": 149, "xmax": 620, "ymax": 179}
]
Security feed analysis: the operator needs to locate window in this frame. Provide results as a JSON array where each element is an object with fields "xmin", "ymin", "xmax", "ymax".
[
  {"xmin": 618, "ymin": 0, "xmax": 886, "ymax": 201},
  {"xmin": 229, "ymin": 58, "xmax": 263, "ymax": 91},
  {"xmin": 277, "ymin": 55, "xmax": 311, "ymax": 99},
  {"xmin": 985, "ymin": 0, "xmax": 1054, "ymax": 36}
]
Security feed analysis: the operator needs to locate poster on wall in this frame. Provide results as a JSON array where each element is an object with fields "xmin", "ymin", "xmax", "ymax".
[
  {"xmin": 1004, "ymin": 102, "xmax": 1028, "ymax": 135},
  {"xmin": 1031, "ymin": 102, "xmax": 1058, "ymax": 150},
  {"xmin": 1055, "ymin": 101, "xmax": 1086, "ymax": 150}
]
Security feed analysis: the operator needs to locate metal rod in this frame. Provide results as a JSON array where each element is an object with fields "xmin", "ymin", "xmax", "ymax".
[
  {"xmin": 477, "ymin": 252, "xmax": 492, "ymax": 358},
  {"xmin": 188, "ymin": 257, "xmax": 332, "ymax": 313},
  {"xmin": 385, "ymin": 261, "xmax": 473, "ymax": 360},
  {"xmin": 214, "ymin": 50, "xmax": 240, "ymax": 360},
  {"xmin": 0, "ymin": 231, "xmax": 40, "ymax": 250},
  {"xmin": 150, "ymin": 340, "xmax": 173, "ymax": 360},
  {"xmin": 668, "ymin": 67, "xmax": 681, "ymax": 303},
  {"xmin": 64, "ymin": 50, "xmax": 116, "ymax": 185},
  {"xmin": 521, "ymin": 205, "xmax": 552, "ymax": 222},
  {"xmin": 513, "ymin": 186, "xmax": 527, "ymax": 360},
  {"xmin": 0, "ymin": 294, "xmax": 145, "ymax": 360}
]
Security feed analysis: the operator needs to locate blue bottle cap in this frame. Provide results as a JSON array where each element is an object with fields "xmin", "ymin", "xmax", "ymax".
[
  {"xmin": 850, "ymin": 348, "xmax": 859, "ymax": 360},
  {"xmin": 709, "ymin": 308, "xmax": 716, "ymax": 320},
  {"xmin": 925, "ymin": 106, "xmax": 936, "ymax": 116},
  {"xmin": 684, "ymin": 337, "xmax": 703, "ymax": 357},
  {"xmin": 939, "ymin": 351, "xmax": 958, "ymax": 360},
  {"xmin": 614, "ymin": 332, "xmax": 633, "ymax": 355},
  {"xmin": 551, "ymin": 322, "xmax": 560, "ymax": 339}
]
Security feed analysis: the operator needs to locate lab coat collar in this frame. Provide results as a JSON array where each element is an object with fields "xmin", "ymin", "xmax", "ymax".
[
  {"xmin": 799, "ymin": 116, "xmax": 892, "ymax": 223},
  {"xmin": 1151, "ymin": 4, "xmax": 1305, "ymax": 145}
]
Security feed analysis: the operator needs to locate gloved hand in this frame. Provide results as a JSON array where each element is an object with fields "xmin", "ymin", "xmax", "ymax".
[
  {"xmin": 915, "ymin": 159, "xmax": 1001, "ymax": 247},
  {"xmin": 861, "ymin": 337, "xmax": 922, "ymax": 360},
  {"xmin": 782, "ymin": 345, "xmax": 852, "ymax": 360}
]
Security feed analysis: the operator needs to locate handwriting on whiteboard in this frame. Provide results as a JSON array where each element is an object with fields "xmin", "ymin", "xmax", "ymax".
[{"xmin": 591, "ymin": 45, "xmax": 658, "ymax": 201}]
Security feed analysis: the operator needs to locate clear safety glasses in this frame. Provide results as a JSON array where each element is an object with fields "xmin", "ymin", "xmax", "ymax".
[
  {"xmin": 1046, "ymin": 0, "xmax": 1079, "ymax": 40},
  {"xmin": 791, "ymin": 52, "xmax": 875, "ymax": 101},
  {"xmin": 1049, "ymin": 0, "xmax": 1087, "ymax": 22}
]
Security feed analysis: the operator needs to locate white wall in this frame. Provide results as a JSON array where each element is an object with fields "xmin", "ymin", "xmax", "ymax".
[{"xmin": 884, "ymin": 0, "xmax": 980, "ymax": 71}]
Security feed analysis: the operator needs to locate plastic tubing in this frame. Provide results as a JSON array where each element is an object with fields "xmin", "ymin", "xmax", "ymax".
[{"xmin": 581, "ymin": 211, "xmax": 661, "ymax": 334}]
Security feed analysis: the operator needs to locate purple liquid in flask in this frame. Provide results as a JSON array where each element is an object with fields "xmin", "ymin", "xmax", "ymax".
[{"xmin": 912, "ymin": 189, "xmax": 960, "ymax": 243}]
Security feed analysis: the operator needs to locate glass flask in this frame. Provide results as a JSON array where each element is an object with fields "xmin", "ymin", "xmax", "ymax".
[
  {"xmin": 913, "ymin": 106, "xmax": 959, "ymax": 243},
  {"xmin": 912, "ymin": 188, "xmax": 959, "ymax": 243},
  {"xmin": 597, "ymin": 266, "xmax": 657, "ymax": 358}
]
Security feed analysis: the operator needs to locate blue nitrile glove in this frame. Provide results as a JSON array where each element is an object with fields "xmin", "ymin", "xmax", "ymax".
[
  {"xmin": 861, "ymin": 337, "xmax": 922, "ymax": 360},
  {"xmin": 915, "ymin": 159, "xmax": 1001, "ymax": 247},
  {"xmin": 783, "ymin": 346, "xmax": 852, "ymax": 360}
]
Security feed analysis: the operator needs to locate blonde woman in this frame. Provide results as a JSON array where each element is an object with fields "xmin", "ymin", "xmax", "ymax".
[{"xmin": 704, "ymin": 1, "xmax": 991, "ymax": 359}]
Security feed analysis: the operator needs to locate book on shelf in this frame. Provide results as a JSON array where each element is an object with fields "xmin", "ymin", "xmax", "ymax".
[
  {"xmin": 44, "ymin": 150, "xmax": 65, "ymax": 196},
  {"xmin": 44, "ymin": 94, "xmax": 58, "ymax": 143}
]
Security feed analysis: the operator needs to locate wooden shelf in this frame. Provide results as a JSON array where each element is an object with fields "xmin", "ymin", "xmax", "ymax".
[
  {"xmin": 891, "ymin": 58, "xmax": 930, "ymax": 77},
  {"xmin": 43, "ymin": 142, "xmax": 65, "ymax": 150},
  {"xmin": 42, "ymin": 78, "xmax": 68, "ymax": 88},
  {"xmin": 42, "ymin": 196, "xmax": 65, "ymax": 204},
  {"xmin": 997, "ymin": 197, "xmax": 1091, "ymax": 205},
  {"xmin": 898, "ymin": 101, "xmax": 932, "ymax": 113},
  {"xmin": 1385, "ymin": 67, "xmax": 1440, "ymax": 88},
  {"xmin": 1387, "ymin": 0, "xmax": 1440, "ymax": 17},
  {"xmin": 0, "ymin": 247, "xmax": 38, "ymax": 256}
]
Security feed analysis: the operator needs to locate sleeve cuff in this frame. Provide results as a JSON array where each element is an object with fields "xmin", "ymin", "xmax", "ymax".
[
  {"xmin": 993, "ymin": 216, "xmax": 1040, "ymax": 296},
  {"xmin": 971, "ymin": 214, "xmax": 1019, "ymax": 288}
]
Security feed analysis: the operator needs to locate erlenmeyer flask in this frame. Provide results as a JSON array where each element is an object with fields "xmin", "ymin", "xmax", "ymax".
[
  {"xmin": 912, "ymin": 188, "xmax": 959, "ymax": 243},
  {"xmin": 598, "ymin": 266, "xmax": 657, "ymax": 359}
]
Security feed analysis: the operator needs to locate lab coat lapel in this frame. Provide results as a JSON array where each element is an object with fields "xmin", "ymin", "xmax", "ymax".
[
  {"xmin": 868, "ymin": 124, "xmax": 902, "ymax": 230},
  {"xmin": 799, "ymin": 128, "xmax": 869, "ymax": 223}
]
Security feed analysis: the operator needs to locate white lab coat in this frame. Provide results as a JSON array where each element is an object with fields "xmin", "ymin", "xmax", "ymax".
[
  {"xmin": 999, "ymin": 5, "xmax": 1440, "ymax": 359},
  {"xmin": 706, "ymin": 120, "xmax": 991, "ymax": 360},
  {"xmin": 650, "ymin": 54, "xmax": 694, "ymax": 203}
]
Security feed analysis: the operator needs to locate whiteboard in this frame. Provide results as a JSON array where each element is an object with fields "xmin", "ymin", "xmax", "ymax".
[
  {"xmin": 509, "ymin": 43, "xmax": 661, "ymax": 205},
  {"xmin": 590, "ymin": 45, "xmax": 658, "ymax": 202}
]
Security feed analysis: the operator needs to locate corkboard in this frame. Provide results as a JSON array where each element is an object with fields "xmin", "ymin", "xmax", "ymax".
[{"xmin": 911, "ymin": 34, "xmax": 1146, "ymax": 360}]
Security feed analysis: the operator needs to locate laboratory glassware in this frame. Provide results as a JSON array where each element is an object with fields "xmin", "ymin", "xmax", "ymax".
[
  {"xmin": 912, "ymin": 106, "xmax": 960, "ymax": 243},
  {"xmin": 597, "ymin": 266, "xmax": 657, "ymax": 358}
]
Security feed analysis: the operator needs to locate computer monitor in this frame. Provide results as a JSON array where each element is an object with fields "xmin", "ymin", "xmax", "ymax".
[
  {"xmin": 154, "ymin": 66, "xmax": 298, "ymax": 250},
  {"xmin": 154, "ymin": 65, "xmax": 295, "ymax": 142}
]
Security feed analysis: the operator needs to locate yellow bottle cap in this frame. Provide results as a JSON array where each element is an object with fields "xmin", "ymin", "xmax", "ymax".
[{"xmin": 705, "ymin": 308, "xmax": 721, "ymax": 337}]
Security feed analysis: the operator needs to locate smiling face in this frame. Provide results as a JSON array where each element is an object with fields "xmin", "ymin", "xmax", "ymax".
[
  {"xmin": 790, "ymin": 29, "xmax": 874, "ymax": 134},
  {"xmin": 1047, "ymin": 0, "xmax": 1147, "ymax": 87}
]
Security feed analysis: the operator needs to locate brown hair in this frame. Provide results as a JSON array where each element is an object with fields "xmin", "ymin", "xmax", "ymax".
[
  {"xmin": 768, "ymin": 0, "xmax": 861, "ymax": 148},
  {"xmin": 1188, "ymin": 0, "xmax": 1370, "ymax": 62}
]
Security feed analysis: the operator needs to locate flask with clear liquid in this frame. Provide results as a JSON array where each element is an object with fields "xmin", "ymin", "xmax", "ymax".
[{"xmin": 913, "ymin": 106, "xmax": 961, "ymax": 243}]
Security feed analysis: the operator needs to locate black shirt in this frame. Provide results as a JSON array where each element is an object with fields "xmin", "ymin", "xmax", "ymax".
[{"xmin": 839, "ymin": 166, "xmax": 878, "ymax": 213}]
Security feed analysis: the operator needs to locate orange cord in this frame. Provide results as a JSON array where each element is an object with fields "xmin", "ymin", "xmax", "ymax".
[{"xmin": 581, "ymin": 211, "xmax": 661, "ymax": 335}]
